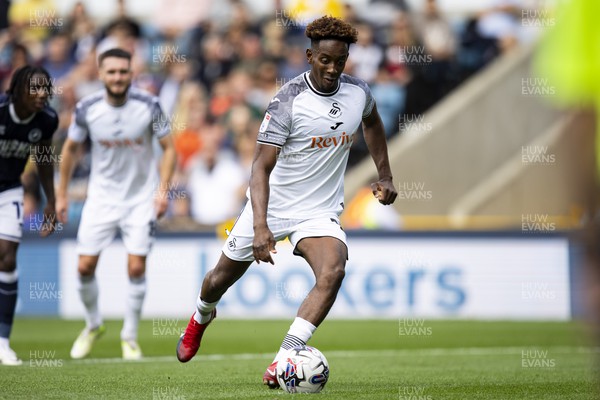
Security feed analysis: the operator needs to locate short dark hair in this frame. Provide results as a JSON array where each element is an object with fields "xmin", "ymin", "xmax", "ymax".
[
  {"xmin": 305, "ymin": 16, "xmax": 358, "ymax": 47},
  {"xmin": 98, "ymin": 48, "xmax": 132, "ymax": 67},
  {"xmin": 7, "ymin": 65, "xmax": 53, "ymax": 105}
]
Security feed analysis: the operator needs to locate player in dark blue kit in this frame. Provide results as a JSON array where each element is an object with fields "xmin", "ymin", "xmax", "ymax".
[{"xmin": 0, "ymin": 66, "xmax": 59, "ymax": 365}]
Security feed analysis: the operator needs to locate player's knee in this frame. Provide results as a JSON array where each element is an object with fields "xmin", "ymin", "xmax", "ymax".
[
  {"xmin": 77, "ymin": 260, "xmax": 97, "ymax": 276},
  {"xmin": 128, "ymin": 263, "xmax": 146, "ymax": 279},
  {"xmin": 0, "ymin": 252, "xmax": 17, "ymax": 272},
  {"xmin": 204, "ymin": 268, "xmax": 234, "ymax": 298},
  {"xmin": 205, "ymin": 269, "xmax": 224, "ymax": 294},
  {"xmin": 318, "ymin": 265, "xmax": 345, "ymax": 291}
]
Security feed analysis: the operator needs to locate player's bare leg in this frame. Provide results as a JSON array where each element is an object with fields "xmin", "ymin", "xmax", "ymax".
[
  {"xmin": 70, "ymin": 255, "xmax": 105, "ymax": 359},
  {"xmin": 295, "ymin": 237, "xmax": 347, "ymax": 325},
  {"xmin": 264, "ymin": 236, "xmax": 347, "ymax": 388},
  {"xmin": 201, "ymin": 254, "xmax": 253, "ymax": 302},
  {"xmin": 121, "ymin": 254, "xmax": 146, "ymax": 360},
  {"xmin": 0, "ymin": 239, "xmax": 22, "ymax": 365},
  {"xmin": 177, "ymin": 254, "xmax": 252, "ymax": 362}
]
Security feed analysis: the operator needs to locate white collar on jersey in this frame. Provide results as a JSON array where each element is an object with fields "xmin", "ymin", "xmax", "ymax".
[
  {"xmin": 304, "ymin": 72, "xmax": 340, "ymax": 97},
  {"xmin": 9, "ymin": 102, "xmax": 36, "ymax": 125}
]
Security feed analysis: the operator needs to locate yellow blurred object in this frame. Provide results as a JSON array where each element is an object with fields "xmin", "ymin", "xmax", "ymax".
[
  {"xmin": 216, "ymin": 218, "xmax": 236, "ymax": 240},
  {"xmin": 534, "ymin": 0, "xmax": 600, "ymax": 177},
  {"xmin": 342, "ymin": 187, "xmax": 400, "ymax": 230},
  {"xmin": 287, "ymin": 0, "xmax": 345, "ymax": 22},
  {"xmin": 9, "ymin": 0, "xmax": 59, "ymax": 42}
]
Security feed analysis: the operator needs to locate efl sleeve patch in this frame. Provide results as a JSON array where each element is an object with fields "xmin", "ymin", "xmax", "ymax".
[{"xmin": 259, "ymin": 112, "xmax": 271, "ymax": 133}]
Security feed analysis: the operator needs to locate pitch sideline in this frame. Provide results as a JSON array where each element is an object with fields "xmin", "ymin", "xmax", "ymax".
[{"xmin": 69, "ymin": 346, "xmax": 599, "ymax": 365}]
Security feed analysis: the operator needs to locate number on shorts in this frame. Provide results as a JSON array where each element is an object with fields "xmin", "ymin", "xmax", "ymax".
[{"xmin": 12, "ymin": 201, "xmax": 22, "ymax": 219}]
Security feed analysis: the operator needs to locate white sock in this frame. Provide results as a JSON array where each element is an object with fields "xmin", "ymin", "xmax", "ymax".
[
  {"xmin": 273, "ymin": 317, "xmax": 317, "ymax": 363},
  {"xmin": 121, "ymin": 276, "xmax": 146, "ymax": 341},
  {"xmin": 0, "ymin": 270, "xmax": 18, "ymax": 284},
  {"xmin": 78, "ymin": 275, "xmax": 102, "ymax": 330},
  {"xmin": 193, "ymin": 296, "xmax": 219, "ymax": 324},
  {"xmin": 0, "ymin": 337, "xmax": 8, "ymax": 348}
]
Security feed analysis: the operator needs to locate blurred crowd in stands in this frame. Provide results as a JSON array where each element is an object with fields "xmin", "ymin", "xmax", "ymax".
[{"xmin": 0, "ymin": 0, "xmax": 532, "ymax": 231}]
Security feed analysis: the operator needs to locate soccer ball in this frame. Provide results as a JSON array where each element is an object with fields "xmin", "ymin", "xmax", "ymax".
[{"xmin": 276, "ymin": 345, "xmax": 329, "ymax": 393}]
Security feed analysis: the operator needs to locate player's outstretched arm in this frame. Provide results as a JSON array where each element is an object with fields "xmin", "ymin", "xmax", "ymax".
[
  {"xmin": 56, "ymin": 138, "xmax": 81, "ymax": 224},
  {"xmin": 35, "ymin": 139, "xmax": 57, "ymax": 237},
  {"xmin": 250, "ymin": 143, "xmax": 278, "ymax": 264},
  {"xmin": 362, "ymin": 103, "xmax": 398, "ymax": 205},
  {"xmin": 156, "ymin": 134, "xmax": 176, "ymax": 219}
]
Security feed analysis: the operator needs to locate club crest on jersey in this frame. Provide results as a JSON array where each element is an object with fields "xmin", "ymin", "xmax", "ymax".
[
  {"xmin": 328, "ymin": 102, "xmax": 342, "ymax": 119},
  {"xmin": 28, "ymin": 128, "xmax": 42, "ymax": 143}
]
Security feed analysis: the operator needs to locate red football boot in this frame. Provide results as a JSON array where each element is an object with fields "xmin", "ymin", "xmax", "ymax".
[
  {"xmin": 176, "ymin": 309, "xmax": 216, "ymax": 362},
  {"xmin": 263, "ymin": 360, "xmax": 280, "ymax": 389}
]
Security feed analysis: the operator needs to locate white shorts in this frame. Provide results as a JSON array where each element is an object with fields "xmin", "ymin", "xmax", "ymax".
[
  {"xmin": 222, "ymin": 203, "xmax": 347, "ymax": 262},
  {"xmin": 77, "ymin": 199, "xmax": 156, "ymax": 256},
  {"xmin": 0, "ymin": 187, "xmax": 24, "ymax": 243}
]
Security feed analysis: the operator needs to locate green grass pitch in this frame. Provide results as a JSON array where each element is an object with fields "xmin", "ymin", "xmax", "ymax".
[{"xmin": 2, "ymin": 319, "xmax": 598, "ymax": 399}]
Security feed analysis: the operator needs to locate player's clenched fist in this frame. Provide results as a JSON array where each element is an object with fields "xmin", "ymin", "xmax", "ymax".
[{"xmin": 371, "ymin": 177, "xmax": 397, "ymax": 205}]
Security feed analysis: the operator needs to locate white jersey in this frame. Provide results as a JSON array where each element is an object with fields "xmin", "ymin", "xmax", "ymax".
[
  {"xmin": 256, "ymin": 71, "xmax": 374, "ymax": 219},
  {"xmin": 68, "ymin": 87, "xmax": 170, "ymax": 206}
]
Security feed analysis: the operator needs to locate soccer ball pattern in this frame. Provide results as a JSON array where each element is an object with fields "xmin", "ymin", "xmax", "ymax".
[{"xmin": 276, "ymin": 345, "xmax": 330, "ymax": 393}]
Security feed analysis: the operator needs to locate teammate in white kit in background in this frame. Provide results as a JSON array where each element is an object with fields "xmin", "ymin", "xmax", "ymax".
[
  {"xmin": 176, "ymin": 16, "xmax": 398, "ymax": 388},
  {"xmin": 57, "ymin": 48, "xmax": 176, "ymax": 360}
]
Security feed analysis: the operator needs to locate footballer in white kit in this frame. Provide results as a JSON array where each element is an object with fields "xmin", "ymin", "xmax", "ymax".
[
  {"xmin": 177, "ymin": 16, "xmax": 398, "ymax": 391},
  {"xmin": 222, "ymin": 71, "xmax": 374, "ymax": 261},
  {"xmin": 57, "ymin": 48, "xmax": 176, "ymax": 360},
  {"xmin": 68, "ymin": 85, "xmax": 169, "ymax": 255}
]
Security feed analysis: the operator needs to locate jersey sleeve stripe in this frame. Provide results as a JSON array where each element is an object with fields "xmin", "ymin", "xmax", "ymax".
[{"xmin": 257, "ymin": 139, "xmax": 282, "ymax": 148}]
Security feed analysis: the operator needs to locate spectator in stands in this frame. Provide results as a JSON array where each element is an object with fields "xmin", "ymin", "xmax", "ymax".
[
  {"xmin": 385, "ymin": 12, "xmax": 434, "ymax": 119},
  {"xmin": 153, "ymin": 0, "xmax": 211, "ymax": 39},
  {"xmin": 226, "ymin": 68, "xmax": 254, "ymax": 109},
  {"xmin": 196, "ymin": 33, "xmax": 234, "ymax": 92},
  {"xmin": 348, "ymin": 23, "xmax": 384, "ymax": 83},
  {"xmin": 247, "ymin": 60, "xmax": 278, "ymax": 110},
  {"xmin": 42, "ymin": 32, "xmax": 76, "ymax": 80},
  {"xmin": 415, "ymin": 0, "xmax": 458, "ymax": 100},
  {"xmin": 235, "ymin": 31, "xmax": 264, "ymax": 73},
  {"xmin": 158, "ymin": 58, "xmax": 194, "ymax": 116},
  {"xmin": 64, "ymin": 1, "xmax": 96, "ymax": 62},
  {"xmin": 476, "ymin": 0, "xmax": 522, "ymax": 53},
  {"xmin": 261, "ymin": 19, "xmax": 286, "ymax": 62},
  {"xmin": 278, "ymin": 45, "xmax": 308, "ymax": 81},
  {"xmin": 171, "ymin": 81, "xmax": 208, "ymax": 169},
  {"xmin": 185, "ymin": 123, "xmax": 246, "ymax": 226},
  {"xmin": 371, "ymin": 66, "xmax": 405, "ymax": 138},
  {"xmin": 208, "ymin": 78, "xmax": 231, "ymax": 119},
  {"xmin": 233, "ymin": 119, "xmax": 258, "ymax": 175},
  {"xmin": 383, "ymin": 12, "xmax": 414, "ymax": 88},
  {"xmin": 0, "ymin": 40, "xmax": 31, "ymax": 92},
  {"xmin": 456, "ymin": 16, "xmax": 500, "ymax": 81},
  {"xmin": 96, "ymin": 2, "xmax": 149, "ymax": 69},
  {"xmin": 224, "ymin": 103, "xmax": 254, "ymax": 148}
]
